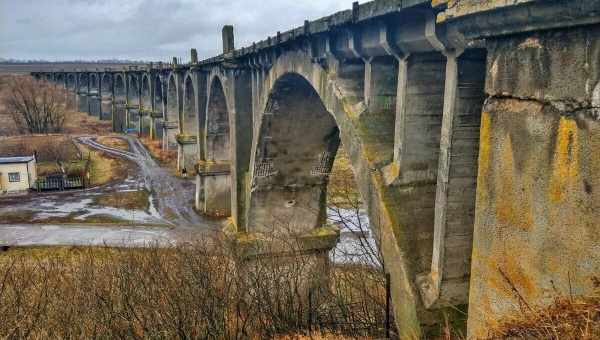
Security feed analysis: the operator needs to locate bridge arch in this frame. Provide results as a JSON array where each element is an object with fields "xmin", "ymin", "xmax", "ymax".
[
  {"xmin": 113, "ymin": 74, "xmax": 127, "ymax": 132},
  {"xmin": 99, "ymin": 74, "xmax": 113, "ymax": 120},
  {"xmin": 55, "ymin": 73, "xmax": 65, "ymax": 84},
  {"xmin": 100, "ymin": 74, "xmax": 112, "ymax": 94},
  {"xmin": 128, "ymin": 74, "xmax": 140, "ymax": 103},
  {"xmin": 153, "ymin": 74, "xmax": 165, "ymax": 140},
  {"xmin": 141, "ymin": 73, "xmax": 152, "ymax": 110},
  {"xmin": 246, "ymin": 72, "xmax": 341, "ymax": 233},
  {"xmin": 154, "ymin": 74, "xmax": 165, "ymax": 117},
  {"xmin": 166, "ymin": 73, "xmax": 180, "ymax": 124},
  {"xmin": 182, "ymin": 72, "xmax": 198, "ymax": 136},
  {"xmin": 114, "ymin": 74, "xmax": 126, "ymax": 98},
  {"xmin": 200, "ymin": 75, "xmax": 232, "ymax": 217},
  {"xmin": 66, "ymin": 74, "xmax": 76, "ymax": 90},
  {"xmin": 89, "ymin": 73, "xmax": 99, "ymax": 92},
  {"xmin": 77, "ymin": 73, "xmax": 88, "ymax": 92}
]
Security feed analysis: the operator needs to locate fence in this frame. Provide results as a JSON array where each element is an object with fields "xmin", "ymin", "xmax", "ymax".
[
  {"xmin": 306, "ymin": 273, "xmax": 394, "ymax": 338},
  {"xmin": 35, "ymin": 176, "xmax": 85, "ymax": 192}
]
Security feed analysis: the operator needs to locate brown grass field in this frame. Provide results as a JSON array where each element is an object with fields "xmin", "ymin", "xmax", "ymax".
[{"xmin": 96, "ymin": 136, "xmax": 130, "ymax": 152}]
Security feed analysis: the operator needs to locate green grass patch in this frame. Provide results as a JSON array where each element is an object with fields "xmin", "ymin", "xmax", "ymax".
[{"xmin": 92, "ymin": 190, "xmax": 150, "ymax": 211}]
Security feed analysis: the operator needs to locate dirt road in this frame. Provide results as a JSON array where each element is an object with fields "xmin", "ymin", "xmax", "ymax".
[{"xmin": 0, "ymin": 135, "xmax": 221, "ymax": 247}]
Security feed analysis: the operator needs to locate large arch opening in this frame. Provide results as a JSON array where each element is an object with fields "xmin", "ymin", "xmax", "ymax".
[
  {"xmin": 166, "ymin": 74, "xmax": 179, "ymax": 124},
  {"xmin": 100, "ymin": 74, "xmax": 113, "ymax": 121},
  {"xmin": 113, "ymin": 74, "xmax": 126, "ymax": 132},
  {"xmin": 77, "ymin": 73, "xmax": 89, "ymax": 113},
  {"xmin": 128, "ymin": 74, "xmax": 140, "ymax": 130},
  {"xmin": 153, "ymin": 75, "xmax": 165, "ymax": 140},
  {"xmin": 200, "ymin": 77, "xmax": 231, "ymax": 217},
  {"xmin": 88, "ymin": 73, "xmax": 101, "ymax": 117},
  {"xmin": 66, "ymin": 74, "xmax": 77, "ymax": 110},
  {"xmin": 55, "ymin": 73, "xmax": 65, "ymax": 85},
  {"xmin": 141, "ymin": 75, "xmax": 152, "ymax": 110},
  {"xmin": 182, "ymin": 74, "xmax": 198, "ymax": 136},
  {"xmin": 140, "ymin": 75, "xmax": 152, "ymax": 136},
  {"xmin": 163, "ymin": 74, "xmax": 180, "ymax": 149},
  {"xmin": 246, "ymin": 73, "xmax": 341, "ymax": 235}
]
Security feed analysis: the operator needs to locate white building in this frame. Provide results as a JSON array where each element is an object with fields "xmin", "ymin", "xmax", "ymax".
[{"xmin": 0, "ymin": 156, "xmax": 37, "ymax": 194}]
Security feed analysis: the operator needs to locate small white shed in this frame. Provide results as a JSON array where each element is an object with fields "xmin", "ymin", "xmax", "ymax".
[{"xmin": 0, "ymin": 155, "xmax": 37, "ymax": 194}]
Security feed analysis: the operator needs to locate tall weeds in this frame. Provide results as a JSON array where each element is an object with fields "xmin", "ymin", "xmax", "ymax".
[{"xmin": 0, "ymin": 236, "xmax": 391, "ymax": 339}]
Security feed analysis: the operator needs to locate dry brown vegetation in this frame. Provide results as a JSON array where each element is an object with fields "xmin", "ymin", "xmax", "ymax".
[
  {"xmin": 140, "ymin": 136, "xmax": 177, "ymax": 171},
  {"xmin": 0, "ymin": 238, "xmax": 391, "ymax": 339},
  {"xmin": 93, "ymin": 190, "xmax": 150, "ymax": 211},
  {"xmin": 77, "ymin": 143, "xmax": 132, "ymax": 186},
  {"xmin": 97, "ymin": 136, "xmax": 130, "ymax": 152},
  {"xmin": 0, "ymin": 134, "xmax": 79, "ymax": 159},
  {"xmin": 2, "ymin": 76, "xmax": 66, "ymax": 134},
  {"xmin": 487, "ymin": 278, "xmax": 600, "ymax": 340},
  {"xmin": 0, "ymin": 75, "xmax": 111, "ymax": 137}
]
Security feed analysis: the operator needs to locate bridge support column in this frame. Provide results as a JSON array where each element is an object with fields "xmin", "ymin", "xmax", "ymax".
[
  {"xmin": 464, "ymin": 26, "xmax": 600, "ymax": 339},
  {"xmin": 101, "ymin": 96, "xmax": 112, "ymax": 121},
  {"xmin": 113, "ymin": 101, "xmax": 126, "ymax": 133},
  {"xmin": 89, "ymin": 94, "xmax": 101, "ymax": 117},
  {"xmin": 77, "ymin": 92, "xmax": 89, "ymax": 114},
  {"xmin": 176, "ymin": 135, "xmax": 198, "ymax": 175},
  {"xmin": 196, "ymin": 161, "xmax": 231, "ymax": 216},
  {"xmin": 162, "ymin": 122, "xmax": 178, "ymax": 150}
]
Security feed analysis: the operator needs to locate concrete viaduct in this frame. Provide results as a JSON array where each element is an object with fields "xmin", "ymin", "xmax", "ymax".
[{"xmin": 33, "ymin": 1, "xmax": 600, "ymax": 338}]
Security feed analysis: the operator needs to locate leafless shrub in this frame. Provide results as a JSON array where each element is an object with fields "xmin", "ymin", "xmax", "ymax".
[
  {"xmin": 0, "ymin": 232, "xmax": 391, "ymax": 339},
  {"xmin": 3, "ymin": 76, "xmax": 67, "ymax": 134}
]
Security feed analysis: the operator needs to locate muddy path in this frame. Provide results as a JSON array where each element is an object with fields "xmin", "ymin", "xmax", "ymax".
[
  {"xmin": 0, "ymin": 135, "xmax": 221, "ymax": 247},
  {"xmin": 77, "ymin": 135, "xmax": 220, "ymax": 231}
]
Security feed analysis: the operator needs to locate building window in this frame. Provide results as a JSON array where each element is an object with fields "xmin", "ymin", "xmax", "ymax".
[{"xmin": 8, "ymin": 172, "xmax": 20, "ymax": 183}]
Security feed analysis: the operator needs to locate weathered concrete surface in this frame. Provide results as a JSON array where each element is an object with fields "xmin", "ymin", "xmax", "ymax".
[
  {"xmin": 468, "ymin": 26, "xmax": 600, "ymax": 339},
  {"xmin": 31, "ymin": 1, "xmax": 600, "ymax": 338}
]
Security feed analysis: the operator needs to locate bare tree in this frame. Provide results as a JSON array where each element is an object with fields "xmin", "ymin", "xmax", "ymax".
[{"xmin": 4, "ymin": 76, "xmax": 67, "ymax": 134}]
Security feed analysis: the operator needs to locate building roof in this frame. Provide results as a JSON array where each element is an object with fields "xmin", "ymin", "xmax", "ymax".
[{"xmin": 0, "ymin": 156, "xmax": 35, "ymax": 164}]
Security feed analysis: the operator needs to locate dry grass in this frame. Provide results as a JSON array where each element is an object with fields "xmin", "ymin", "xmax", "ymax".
[
  {"xmin": 487, "ymin": 279, "xmax": 600, "ymax": 339},
  {"xmin": 140, "ymin": 136, "xmax": 177, "ymax": 171},
  {"xmin": 63, "ymin": 110, "xmax": 112, "ymax": 135},
  {"xmin": 77, "ymin": 143, "xmax": 132, "ymax": 186},
  {"xmin": 92, "ymin": 190, "xmax": 150, "ymax": 211},
  {"xmin": 0, "ymin": 240, "xmax": 390, "ymax": 339},
  {"xmin": 96, "ymin": 136, "xmax": 130, "ymax": 152},
  {"xmin": 0, "ymin": 135, "xmax": 80, "ymax": 160}
]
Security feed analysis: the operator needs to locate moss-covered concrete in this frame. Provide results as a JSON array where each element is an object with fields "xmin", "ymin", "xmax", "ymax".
[{"xmin": 468, "ymin": 26, "xmax": 600, "ymax": 339}]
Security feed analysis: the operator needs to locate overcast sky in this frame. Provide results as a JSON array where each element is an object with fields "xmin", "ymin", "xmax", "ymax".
[{"xmin": 0, "ymin": 0, "xmax": 358, "ymax": 62}]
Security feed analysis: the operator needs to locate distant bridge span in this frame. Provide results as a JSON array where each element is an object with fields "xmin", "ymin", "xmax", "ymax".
[{"xmin": 33, "ymin": 1, "xmax": 600, "ymax": 338}]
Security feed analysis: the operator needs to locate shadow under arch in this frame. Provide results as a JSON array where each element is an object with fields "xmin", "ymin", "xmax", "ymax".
[
  {"xmin": 140, "ymin": 74, "xmax": 152, "ymax": 136},
  {"xmin": 199, "ymin": 75, "xmax": 231, "ymax": 217},
  {"xmin": 100, "ymin": 74, "xmax": 113, "ymax": 121},
  {"xmin": 245, "ymin": 72, "xmax": 341, "ymax": 234},
  {"xmin": 182, "ymin": 73, "xmax": 198, "ymax": 137},
  {"xmin": 76, "ymin": 73, "xmax": 89, "ymax": 113},
  {"xmin": 141, "ymin": 74, "xmax": 152, "ymax": 110},
  {"xmin": 113, "ymin": 74, "xmax": 127, "ymax": 132},
  {"xmin": 163, "ymin": 73, "xmax": 180, "ymax": 149},
  {"xmin": 153, "ymin": 74, "xmax": 165, "ymax": 140},
  {"xmin": 128, "ymin": 74, "xmax": 140, "ymax": 131}
]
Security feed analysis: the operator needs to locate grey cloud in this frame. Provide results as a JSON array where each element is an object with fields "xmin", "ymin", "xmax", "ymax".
[{"xmin": 0, "ymin": 0, "xmax": 357, "ymax": 61}]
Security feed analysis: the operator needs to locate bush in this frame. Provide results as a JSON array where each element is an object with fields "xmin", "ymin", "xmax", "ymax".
[
  {"xmin": 0, "ymin": 236, "xmax": 392, "ymax": 339},
  {"xmin": 3, "ymin": 76, "xmax": 67, "ymax": 134}
]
